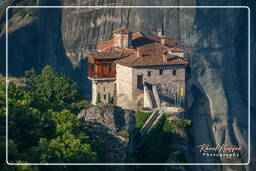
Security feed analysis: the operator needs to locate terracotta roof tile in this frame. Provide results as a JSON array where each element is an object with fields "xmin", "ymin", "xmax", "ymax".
[
  {"xmin": 89, "ymin": 28, "xmax": 188, "ymax": 66},
  {"xmin": 142, "ymin": 33, "xmax": 178, "ymax": 48},
  {"xmin": 97, "ymin": 32, "xmax": 144, "ymax": 51},
  {"xmin": 97, "ymin": 31, "xmax": 178, "ymax": 51},
  {"xmin": 114, "ymin": 53, "xmax": 188, "ymax": 67},
  {"xmin": 170, "ymin": 47, "xmax": 184, "ymax": 53},
  {"xmin": 86, "ymin": 48, "xmax": 133, "ymax": 59},
  {"xmin": 113, "ymin": 26, "xmax": 133, "ymax": 34},
  {"xmin": 97, "ymin": 39, "xmax": 114, "ymax": 51}
]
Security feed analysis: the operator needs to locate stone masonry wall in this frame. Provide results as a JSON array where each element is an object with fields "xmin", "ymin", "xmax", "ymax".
[
  {"xmin": 116, "ymin": 63, "xmax": 186, "ymax": 109},
  {"xmin": 91, "ymin": 79, "xmax": 116, "ymax": 104},
  {"xmin": 116, "ymin": 64, "xmax": 134, "ymax": 109},
  {"xmin": 132, "ymin": 65, "xmax": 186, "ymax": 107}
]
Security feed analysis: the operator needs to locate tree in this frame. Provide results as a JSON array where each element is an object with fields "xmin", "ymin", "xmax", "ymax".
[
  {"xmin": 96, "ymin": 93, "xmax": 101, "ymax": 104},
  {"xmin": 24, "ymin": 65, "xmax": 81, "ymax": 110},
  {"xmin": 108, "ymin": 94, "xmax": 114, "ymax": 104},
  {"xmin": 38, "ymin": 133, "xmax": 97, "ymax": 163},
  {"xmin": 0, "ymin": 67, "xmax": 101, "ymax": 167},
  {"xmin": 28, "ymin": 109, "xmax": 98, "ymax": 163}
]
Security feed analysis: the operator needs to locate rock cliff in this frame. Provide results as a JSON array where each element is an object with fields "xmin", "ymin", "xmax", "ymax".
[
  {"xmin": 0, "ymin": 0, "xmax": 255, "ymax": 170},
  {"xmin": 78, "ymin": 104, "xmax": 135, "ymax": 163}
]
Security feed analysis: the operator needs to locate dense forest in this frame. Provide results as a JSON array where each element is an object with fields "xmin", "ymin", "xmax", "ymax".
[
  {"xmin": 0, "ymin": 66, "xmax": 103, "ymax": 170},
  {"xmin": 0, "ymin": 66, "xmax": 191, "ymax": 171}
]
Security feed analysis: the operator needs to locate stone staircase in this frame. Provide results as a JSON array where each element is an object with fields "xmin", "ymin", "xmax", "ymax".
[
  {"xmin": 152, "ymin": 85, "xmax": 161, "ymax": 108},
  {"xmin": 148, "ymin": 88, "xmax": 157, "ymax": 108},
  {"xmin": 144, "ymin": 82, "xmax": 161, "ymax": 109},
  {"xmin": 140, "ymin": 110, "xmax": 163, "ymax": 136}
]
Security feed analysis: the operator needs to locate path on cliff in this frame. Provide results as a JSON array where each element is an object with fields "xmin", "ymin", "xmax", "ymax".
[{"xmin": 140, "ymin": 110, "xmax": 163, "ymax": 136}]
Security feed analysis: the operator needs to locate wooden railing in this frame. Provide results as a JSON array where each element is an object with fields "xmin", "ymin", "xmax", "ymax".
[{"xmin": 88, "ymin": 70, "xmax": 116, "ymax": 79}]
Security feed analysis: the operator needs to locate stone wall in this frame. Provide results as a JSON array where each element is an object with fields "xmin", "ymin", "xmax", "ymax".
[
  {"xmin": 91, "ymin": 79, "xmax": 116, "ymax": 104},
  {"xmin": 143, "ymin": 85, "xmax": 153, "ymax": 109},
  {"xmin": 116, "ymin": 64, "xmax": 134, "ymax": 109},
  {"xmin": 113, "ymin": 33, "xmax": 132, "ymax": 48},
  {"xmin": 116, "ymin": 63, "xmax": 186, "ymax": 109},
  {"xmin": 132, "ymin": 65, "xmax": 186, "ymax": 107}
]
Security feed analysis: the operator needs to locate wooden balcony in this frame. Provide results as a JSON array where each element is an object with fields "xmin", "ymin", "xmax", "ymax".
[
  {"xmin": 88, "ymin": 70, "xmax": 116, "ymax": 79},
  {"xmin": 88, "ymin": 59, "xmax": 116, "ymax": 79}
]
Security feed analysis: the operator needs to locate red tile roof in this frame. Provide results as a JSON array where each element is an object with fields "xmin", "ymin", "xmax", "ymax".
[
  {"xmin": 113, "ymin": 26, "xmax": 133, "ymax": 34},
  {"xmin": 170, "ymin": 47, "xmax": 184, "ymax": 53},
  {"xmin": 97, "ymin": 39, "xmax": 114, "ymax": 51},
  {"xmin": 114, "ymin": 53, "xmax": 188, "ymax": 67},
  {"xmin": 97, "ymin": 32, "xmax": 143, "ymax": 51},
  {"xmin": 88, "ymin": 27, "xmax": 188, "ymax": 67},
  {"xmin": 86, "ymin": 48, "xmax": 134, "ymax": 59},
  {"xmin": 142, "ymin": 33, "xmax": 178, "ymax": 48}
]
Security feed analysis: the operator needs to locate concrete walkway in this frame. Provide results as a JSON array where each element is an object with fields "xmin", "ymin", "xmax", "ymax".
[{"xmin": 140, "ymin": 110, "xmax": 163, "ymax": 136}]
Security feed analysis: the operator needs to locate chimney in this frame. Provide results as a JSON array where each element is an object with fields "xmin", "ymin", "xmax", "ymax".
[
  {"xmin": 137, "ymin": 50, "xmax": 142, "ymax": 58},
  {"xmin": 157, "ymin": 28, "xmax": 162, "ymax": 37},
  {"xmin": 162, "ymin": 54, "xmax": 168, "ymax": 62},
  {"xmin": 160, "ymin": 35, "xmax": 166, "ymax": 45}
]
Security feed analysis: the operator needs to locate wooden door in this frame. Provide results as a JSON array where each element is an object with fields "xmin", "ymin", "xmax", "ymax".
[{"xmin": 137, "ymin": 75, "xmax": 143, "ymax": 90}]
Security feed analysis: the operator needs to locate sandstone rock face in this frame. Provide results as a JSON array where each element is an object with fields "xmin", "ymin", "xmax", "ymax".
[
  {"xmin": 78, "ymin": 104, "xmax": 135, "ymax": 163},
  {"xmin": 0, "ymin": 0, "xmax": 255, "ymax": 170}
]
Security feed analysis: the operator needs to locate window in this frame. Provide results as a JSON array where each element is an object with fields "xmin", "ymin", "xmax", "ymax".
[
  {"xmin": 137, "ymin": 75, "xmax": 143, "ymax": 90},
  {"xmin": 159, "ymin": 69, "xmax": 163, "ymax": 75},
  {"xmin": 90, "ymin": 63, "xmax": 94, "ymax": 72},
  {"xmin": 147, "ymin": 71, "xmax": 151, "ymax": 77},
  {"xmin": 173, "ymin": 70, "xmax": 176, "ymax": 76},
  {"xmin": 104, "ymin": 95, "xmax": 106, "ymax": 100},
  {"xmin": 109, "ymin": 63, "xmax": 112, "ymax": 71},
  {"xmin": 101, "ymin": 63, "xmax": 107, "ymax": 72}
]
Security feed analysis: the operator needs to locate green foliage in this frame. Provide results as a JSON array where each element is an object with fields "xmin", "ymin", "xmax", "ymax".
[
  {"xmin": 37, "ymin": 133, "xmax": 97, "ymax": 163},
  {"xmin": 117, "ymin": 130, "xmax": 129, "ymax": 138},
  {"xmin": 96, "ymin": 93, "xmax": 101, "ymax": 104},
  {"xmin": 183, "ymin": 119, "xmax": 192, "ymax": 127},
  {"xmin": 0, "ymin": 66, "xmax": 100, "ymax": 168},
  {"xmin": 7, "ymin": 81, "xmax": 56, "ymax": 149},
  {"xmin": 135, "ymin": 111, "xmax": 152, "ymax": 129},
  {"xmin": 12, "ymin": 0, "xmax": 38, "ymax": 18},
  {"xmin": 108, "ymin": 94, "xmax": 113, "ymax": 104},
  {"xmin": 24, "ymin": 66, "xmax": 81, "ymax": 110},
  {"xmin": 170, "ymin": 119, "xmax": 192, "ymax": 131},
  {"xmin": 176, "ymin": 152, "xmax": 188, "ymax": 163},
  {"xmin": 134, "ymin": 114, "xmax": 186, "ymax": 164},
  {"xmin": 2, "ymin": 162, "xmax": 39, "ymax": 171}
]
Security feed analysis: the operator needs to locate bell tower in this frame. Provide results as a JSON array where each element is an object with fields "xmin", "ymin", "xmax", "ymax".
[{"xmin": 113, "ymin": 26, "xmax": 133, "ymax": 48}]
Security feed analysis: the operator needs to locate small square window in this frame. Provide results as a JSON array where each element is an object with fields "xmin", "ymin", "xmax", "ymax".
[
  {"xmin": 147, "ymin": 71, "xmax": 151, "ymax": 77},
  {"xmin": 159, "ymin": 69, "xmax": 163, "ymax": 75},
  {"xmin": 90, "ymin": 63, "xmax": 94, "ymax": 72},
  {"xmin": 173, "ymin": 70, "xmax": 176, "ymax": 76}
]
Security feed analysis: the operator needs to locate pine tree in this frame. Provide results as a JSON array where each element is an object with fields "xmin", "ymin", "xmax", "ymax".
[
  {"xmin": 96, "ymin": 93, "xmax": 101, "ymax": 104},
  {"xmin": 108, "ymin": 94, "xmax": 112, "ymax": 104}
]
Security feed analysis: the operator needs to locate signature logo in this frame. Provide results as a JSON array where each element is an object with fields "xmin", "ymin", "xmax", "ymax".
[{"xmin": 197, "ymin": 144, "xmax": 243, "ymax": 158}]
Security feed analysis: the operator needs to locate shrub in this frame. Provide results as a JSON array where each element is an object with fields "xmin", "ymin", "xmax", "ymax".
[
  {"xmin": 12, "ymin": 0, "xmax": 38, "ymax": 17},
  {"xmin": 96, "ymin": 93, "xmax": 101, "ymax": 104},
  {"xmin": 135, "ymin": 111, "xmax": 152, "ymax": 129},
  {"xmin": 183, "ymin": 119, "xmax": 192, "ymax": 127},
  {"xmin": 117, "ymin": 130, "xmax": 129, "ymax": 138},
  {"xmin": 171, "ymin": 119, "xmax": 192, "ymax": 131}
]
